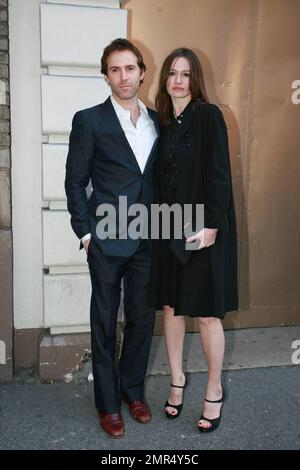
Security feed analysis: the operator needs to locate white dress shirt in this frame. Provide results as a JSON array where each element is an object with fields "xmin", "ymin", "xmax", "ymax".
[{"xmin": 81, "ymin": 95, "xmax": 158, "ymax": 244}]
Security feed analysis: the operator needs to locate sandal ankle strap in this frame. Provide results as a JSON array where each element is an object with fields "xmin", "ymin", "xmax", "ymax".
[
  {"xmin": 204, "ymin": 396, "xmax": 223, "ymax": 403},
  {"xmin": 170, "ymin": 383, "xmax": 185, "ymax": 388}
]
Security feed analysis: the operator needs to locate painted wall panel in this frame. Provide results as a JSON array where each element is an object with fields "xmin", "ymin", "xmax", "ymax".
[
  {"xmin": 245, "ymin": 0, "xmax": 300, "ymax": 308},
  {"xmin": 41, "ymin": 3, "xmax": 127, "ymax": 67},
  {"xmin": 43, "ymin": 210, "xmax": 86, "ymax": 266},
  {"xmin": 41, "ymin": 75, "xmax": 109, "ymax": 134},
  {"xmin": 43, "ymin": 144, "xmax": 68, "ymax": 200},
  {"xmin": 44, "ymin": 273, "xmax": 91, "ymax": 327},
  {"xmin": 10, "ymin": 0, "xmax": 44, "ymax": 329}
]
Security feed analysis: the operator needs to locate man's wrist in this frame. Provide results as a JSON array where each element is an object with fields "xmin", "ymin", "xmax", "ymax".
[{"xmin": 81, "ymin": 233, "xmax": 91, "ymax": 243}]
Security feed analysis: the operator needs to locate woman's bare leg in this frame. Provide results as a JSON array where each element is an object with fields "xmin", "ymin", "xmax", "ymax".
[
  {"xmin": 197, "ymin": 316, "xmax": 225, "ymax": 429},
  {"xmin": 163, "ymin": 305, "xmax": 186, "ymax": 416}
]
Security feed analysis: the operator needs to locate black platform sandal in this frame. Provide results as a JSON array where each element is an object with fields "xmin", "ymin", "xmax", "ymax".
[
  {"xmin": 164, "ymin": 373, "xmax": 190, "ymax": 420},
  {"xmin": 197, "ymin": 387, "xmax": 226, "ymax": 433}
]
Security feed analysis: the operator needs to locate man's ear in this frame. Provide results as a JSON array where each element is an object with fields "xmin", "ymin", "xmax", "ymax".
[
  {"xmin": 140, "ymin": 70, "xmax": 145, "ymax": 82},
  {"xmin": 104, "ymin": 75, "xmax": 110, "ymax": 85}
]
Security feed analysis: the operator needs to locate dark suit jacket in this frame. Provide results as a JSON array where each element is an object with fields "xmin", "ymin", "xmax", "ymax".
[{"xmin": 65, "ymin": 97, "xmax": 160, "ymax": 256}]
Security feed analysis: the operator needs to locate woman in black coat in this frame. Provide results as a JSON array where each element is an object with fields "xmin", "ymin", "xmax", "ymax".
[{"xmin": 148, "ymin": 48, "xmax": 238, "ymax": 432}]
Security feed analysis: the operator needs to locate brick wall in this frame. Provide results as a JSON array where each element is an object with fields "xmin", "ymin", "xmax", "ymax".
[{"xmin": 0, "ymin": 0, "xmax": 12, "ymax": 382}]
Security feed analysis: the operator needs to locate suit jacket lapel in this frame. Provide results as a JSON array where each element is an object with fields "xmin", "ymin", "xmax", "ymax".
[
  {"xmin": 102, "ymin": 97, "xmax": 142, "ymax": 173},
  {"xmin": 143, "ymin": 136, "xmax": 158, "ymax": 174},
  {"xmin": 143, "ymin": 108, "xmax": 160, "ymax": 174}
]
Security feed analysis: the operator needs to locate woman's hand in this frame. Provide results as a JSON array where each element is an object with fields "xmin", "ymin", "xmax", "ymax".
[{"xmin": 186, "ymin": 228, "xmax": 218, "ymax": 249}]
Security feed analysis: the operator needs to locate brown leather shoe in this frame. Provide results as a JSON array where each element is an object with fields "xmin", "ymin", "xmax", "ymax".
[
  {"xmin": 128, "ymin": 400, "xmax": 152, "ymax": 424},
  {"xmin": 99, "ymin": 412, "xmax": 125, "ymax": 438}
]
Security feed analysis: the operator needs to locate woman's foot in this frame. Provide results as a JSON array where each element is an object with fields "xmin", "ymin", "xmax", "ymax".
[
  {"xmin": 165, "ymin": 373, "xmax": 188, "ymax": 418},
  {"xmin": 197, "ymin": 386, "xmax": 224, "ymax": 432}
]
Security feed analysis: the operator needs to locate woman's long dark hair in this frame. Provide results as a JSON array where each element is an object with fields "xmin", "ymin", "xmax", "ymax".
[{"xmin": 155, "ymin": 48, "xmax": 209, "ymax": 126}]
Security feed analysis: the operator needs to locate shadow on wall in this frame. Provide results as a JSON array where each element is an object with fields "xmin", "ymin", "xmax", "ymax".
[{"xmin": 195, "ymin": 47, "xmax": 249, "ymax": 329}]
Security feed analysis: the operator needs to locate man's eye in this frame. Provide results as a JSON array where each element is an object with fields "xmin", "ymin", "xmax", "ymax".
[
  {"xmin": 184, "ymin": 73, "xmax": 190, "ymax": 77},
  {"xmin": 169, "ymin": 71, "xmax": 175, "ymax": 76}
]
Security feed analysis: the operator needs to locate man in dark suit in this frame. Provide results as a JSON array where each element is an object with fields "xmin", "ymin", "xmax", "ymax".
[{"xmin": 65, "ymin": 39, "xmax": 159, "ymax": 438}]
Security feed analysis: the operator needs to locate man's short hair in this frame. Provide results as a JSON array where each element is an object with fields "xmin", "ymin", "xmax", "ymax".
[{"xmin": 101, "ymin": 38, "xmax": 146, "ymax": 78}]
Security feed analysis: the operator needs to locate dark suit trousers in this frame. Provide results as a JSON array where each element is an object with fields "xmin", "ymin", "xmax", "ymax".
[{"xmin": 87, "ymin": 238, "xmax": 155, "ymax": 414}]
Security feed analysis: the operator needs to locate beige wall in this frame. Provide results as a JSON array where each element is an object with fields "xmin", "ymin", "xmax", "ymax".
[{"xmin": 124, "ymin": 0, "xmax": 300, "ymax": 329}]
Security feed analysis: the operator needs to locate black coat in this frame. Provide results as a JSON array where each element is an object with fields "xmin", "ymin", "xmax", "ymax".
[{"xmin": 149, "ymin": 102, "xmax": 238, "ymax": 317}]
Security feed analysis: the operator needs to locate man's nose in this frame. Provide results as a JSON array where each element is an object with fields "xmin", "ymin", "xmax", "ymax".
[{"xmin": 120, "ymin": 69, "xmax": 128, "ymax": 81}]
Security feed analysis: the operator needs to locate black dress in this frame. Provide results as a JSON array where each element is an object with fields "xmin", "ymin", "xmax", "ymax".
[{"xmin": 148, "ymin": 100, "xmax": 238, "ymax": 318}]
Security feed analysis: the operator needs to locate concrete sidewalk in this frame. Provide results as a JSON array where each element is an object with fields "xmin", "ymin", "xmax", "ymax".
[{"xmin": 0, "ymin": 326, "xmax": 300, "ymax": 450}]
